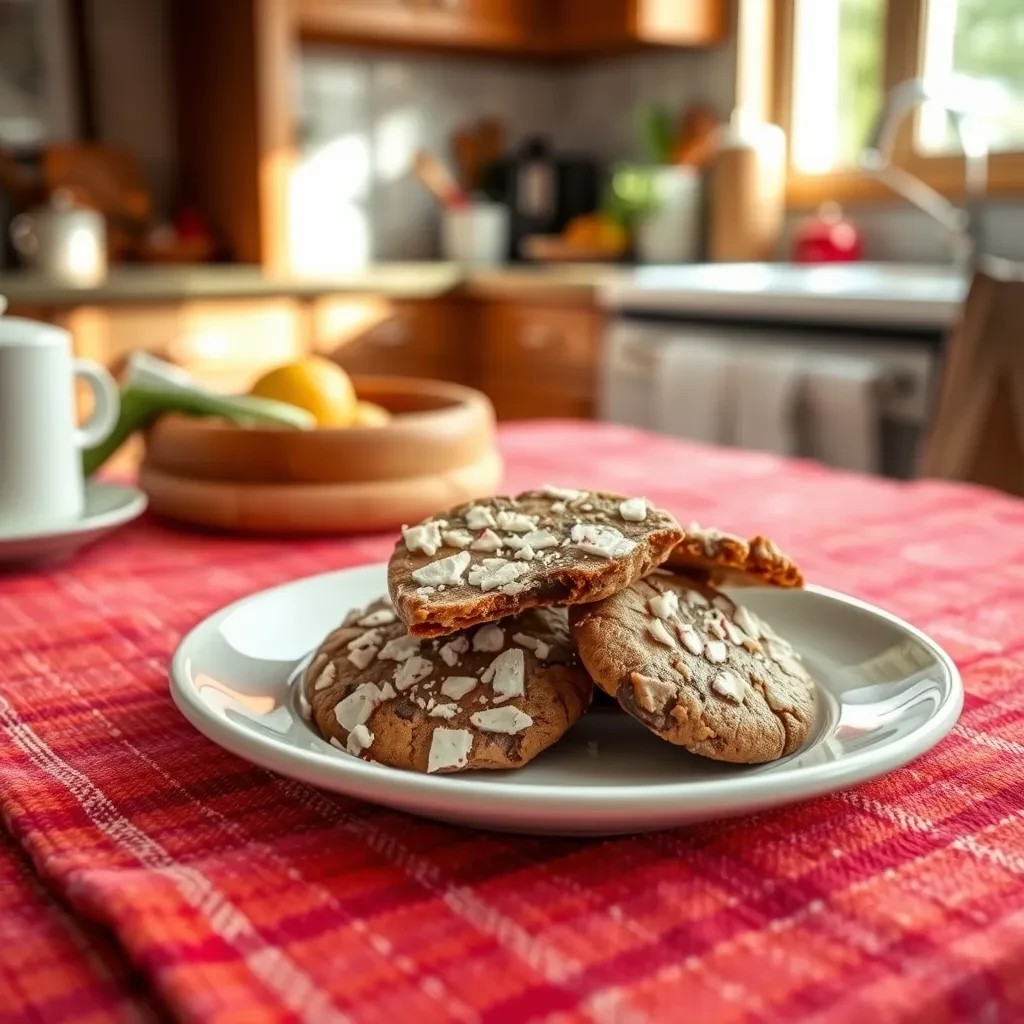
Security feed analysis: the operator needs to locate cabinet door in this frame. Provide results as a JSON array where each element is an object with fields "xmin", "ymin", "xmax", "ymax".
[
  {"xmin": 313, "ymin": 297, "xmax": 469, "ymax": 384},
  {"xmin": 556, "ymin": 0, "xmax": 725, "ymax": 52},
  {"xmin": 479, "ymin": 302, "xmax": 600, "ymax": 419}
]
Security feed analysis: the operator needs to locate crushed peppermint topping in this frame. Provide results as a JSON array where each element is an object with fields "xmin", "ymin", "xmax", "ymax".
[
  {"xmin": 402, "ymin": 522, "xmax": 443, "ymax": 556},
  {"xmin": 648, "ymin": 591, "xmax": 680, "ymax": 620},
  {"xmin": 765, "ymin": 637, "xmax": 794, "ymax": 662},
  {"xmin": 348, "ymin": 629, "xmax": 382, "ymax": 651},
  {"xmin": 570, "ymin": 522, "xmax": 638, "ymax": 559},
  {"xmin": 712, "ymin": 670, "xmax": 747, "ymax": 702},
  {"xmin": 428, "ymin": 703, "xmax": 459, "ymax": 719},
  {"xmin": 722, "ymin": 617, "xmax": 746, "ymax": 646},
  {"xmin": 495, "ymin": 510, "xmax": 538, "ymax": 533},
  {"xmin": 502, "ymin": 534, "xmax": 527, "ymax": 550},
  {"xmin": 441, "ymin": 676, "xmax": 477, "ymax": 699},
  {"xmin": 357, "ymin": 608, "xmax": 397, "ymax": 628},
  {"xmin": 411, "ymin": 551, "xmax": 470, "ymax": 588},
  {"xmin": 442, "ymin": 528, "xmax": 474, "ymax": 549},
  {"xmin": 438, "ymin": 636, "xmax": 469, "ymax": 666},
  {"xmin": 550, "ymin": 501, "xmax": 566, "ymax": 513},
  {"xmin": 470, "ymin": 528, "xmax": 503, "ymax": 552},
  {"xmin": 377, "ymin": 634, "xmax": 421, "ymax": 662},
  {"xmin": 777, "ymin": 655, "xmax": 804, "ymax": 678},
  {"xmin": 735, "ymin": 606, "xmax": 762, "ymax": 640},
  {"xmin": 472, "ymin": 623, "xmax": 505, "ymax": 652},
  {"xmin": 427, "ymin": 727, "xmax": 473, "ymax": 773},
  {"xmin": 482, "ymin": 648, "xmax": 525, "ymax": 703},
  {"xmin": 540, "ymin": 484, "xmax": 586, "ymax": 501},
  {"xmin": 464, "ymin": 505, "xmax": 496, "ymax": 530},
  {"xmin": 515, "ymin": 544, "xmax": 536, "ymax": 561},
  {"xmin": 313, "ymin": 663, "xmax": 337, "ymax": 691},
  {"xmin": 704, "ymin": 640, "xmax": 728, "ymax": 664},
  {"xmin": 394, "ymin": 655, "xmax": 433, "ymax": 690},
  {"xmin": 471, "ymin": 706, "xmax": 533, "ymax": 734},
  {"xmin": 522, "ymin": 529, "xmax": 559, "ymax": 550},
  {"xmin": 678, "ymin": 624, "xmax": 704, "ymax": 656},
  {"xmin": 512, "ymin": 633, "xmax": 551, "ymax": 660},
  {"xmin": 686, "ymin": 590, "xmax": 710, "ymax": 608},
  {"xmin": 346, "ymin": 723, "xmax": 374, "ymax": 755},
  {"xmin": 648, "ymin": 619, "xmax": 676, "ymax": 647},
  {"xmin": 467, "ymin": 558, "xmax": 530, "ymax": 592},
  {"xmin": 334, "ymin": 681, "xmax": 389, "ymax": 731},
  {"xmin": 347, "ymin": 646, "xmax": 377, "ymax": 670},
  {"xmin": 618, "ymin": 497, "xmax": 648, "ymax": 522}
]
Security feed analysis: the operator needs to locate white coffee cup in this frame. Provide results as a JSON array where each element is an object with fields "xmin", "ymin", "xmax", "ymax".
[{"xmin": 0, "ymin": 317, "xmax": 120, "ymax": 532}]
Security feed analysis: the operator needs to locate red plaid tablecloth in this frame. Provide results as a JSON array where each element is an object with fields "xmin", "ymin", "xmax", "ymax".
[{"xmin": 2, "ymin": 421, "xmax": 1024, "ymax": 1024}]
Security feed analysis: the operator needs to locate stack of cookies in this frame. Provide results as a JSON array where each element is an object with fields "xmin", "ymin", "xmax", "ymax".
[{"xmin": 304, "ymin": 487, "xmax": 816, "ymax": 773}]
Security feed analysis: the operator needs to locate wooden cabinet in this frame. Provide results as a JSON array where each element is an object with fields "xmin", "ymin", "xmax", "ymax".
[
  {"xmin": 312, "ymin": 296, "xmax": 471, "ymax": 384},
  {"xmin": 478, "ymin": 300, "xmax": 600, "ymax": 420},
  {"xmin": 296, "ymin": 0, "xmax": 542, "ymax": 53},
  {"xmin": 555, "ymin": 0, "xmax": 727, "ymax": 53}
]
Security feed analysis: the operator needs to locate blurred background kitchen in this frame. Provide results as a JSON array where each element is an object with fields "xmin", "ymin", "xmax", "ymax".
[{"xmin": 2, "ymin": 0, "xmax": 1023, "ymax": 493}]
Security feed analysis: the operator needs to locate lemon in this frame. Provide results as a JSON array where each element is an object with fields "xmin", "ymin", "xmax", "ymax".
[
  {"xmin": 249, "ymin": 357, "xmax": 357, "ymax": 427},
  {"xmin": 353, "ymin": 401, "xmax": 391, "ymax": 427}
]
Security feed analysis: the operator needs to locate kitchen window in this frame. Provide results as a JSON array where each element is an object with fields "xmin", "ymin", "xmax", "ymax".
[{"xmin": 771, "ymin": 0, "xmax": 1024, "ymax": 205}]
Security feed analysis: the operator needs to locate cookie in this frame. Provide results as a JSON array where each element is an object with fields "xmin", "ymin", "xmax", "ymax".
[
  {"xmin": 305, "ymin": 597, "xmax": 592, "ymax": 773},
  {"xmin": 569, "ymin": 573, "xmax": 815, "ymax": 763},
  {"xmin": 665, "ymin": 523, "xmax": 804, "ymax": 589},
  {"xmin": 388, "ymin": 486, "xmax": 683, "ymax": 637}
]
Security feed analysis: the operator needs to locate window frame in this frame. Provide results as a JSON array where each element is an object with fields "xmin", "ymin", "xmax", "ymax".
[{"xmin": 768, "ymin": 0, "xmax": 1024, "ymax": 208}]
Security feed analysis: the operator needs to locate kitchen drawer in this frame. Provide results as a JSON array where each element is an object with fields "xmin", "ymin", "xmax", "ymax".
[
  {"xmin": 479, "ymin": 301, "xmax": 601, "ymax": 419},
  {"xmin": 64, "ymin": 299, "xmax": 307, "ymax": 393},
  {"xmin": 313, "ymin": 297, "xmax": 469, "ymax": 384}
]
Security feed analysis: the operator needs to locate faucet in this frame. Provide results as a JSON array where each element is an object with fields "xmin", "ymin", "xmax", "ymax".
[{"xmin": 861, "ymin": 76, "xmax": 991, "ymax": 270}]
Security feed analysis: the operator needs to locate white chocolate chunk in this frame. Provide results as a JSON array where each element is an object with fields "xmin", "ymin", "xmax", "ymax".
[
  {"xmin": 402, "ymin": 522, "xmax": 443, "ymax": 556},
  {"xmin": 495, "ymin": 510, "xmax": 538, "ymax": 533},
  {"xmin": 540, "ymin": 484, "xmax": 586, "ymax": 500},
  {"xmin": 712, "ymin": 670, "xmax": 747, "ymax": 702},
  {"xmin": 678, "ymin": 624, "xmax": 704, "ymax": 656},
  {"xmin": 472, "ymin": 623, "xmax": 505, "ymax": 652},
  {"xmin": 522, "ymin": 529, "xmax": 558, "ymax": 550},
  {"xmin": 569, "ymin": 522, "xmax": 637, "ymax": 559},
  {"xmin": 378, "ymin": 634, "xmax": 421, "ymax": 662},
  {"xmin": 722, "ymin": 618, "xmax": 746, "ymax": 646},
  {"xmin": 394, "ymin": 655, "xmax": 433, "ymax": 691},
  {"xmin": 348, "ymin": 628, "xmax": 382, "ymax": 651},
  {"xmin": 470, "ymin": 706, "xmax": 533, "ymax": 734},
  {"xmin": 647, "ymin": 619, "xmax": 676, "ymax": 647},
  {"xmin": 441, "ymin": 676, "xmax": 477, "ymax": 699},
  {"xmin": 347, "ymin": 646, "xmax": 378, "ymax": 670},
  {"xmin": 345, "ymin": 724, "xmax": 373, "ymax": 755},
  {"xmin": 442, "ymin": 529, "xmax": 474, "ymax": 550},
  {"xmin": 618, "ymin": 497, "xmax": 648, "ymax": 522},
  {"xmin": 648, "ymin": 591, "xmax": 680, "ymax": 620},
  {"xmin": 482, "ymin": 648, "xmax": 525, "ymax": 703},
  {"xmin": 685, "ymin": 590, "xmax": 709, "ymax": 608},
  {"xmin": 777, "ymin": 655, "xmax": 805, "ymax": 678},
  {"xmin": 464, "ymin": 505, "xmax": 496, "ymax": 530},
  {"xmin": 411, "ymin": 551, "xmax": 471, "ymax": 588},
  {"xmin": 358, "ymin": 609, "xmax": 396, "ymax": 628},
  {"xmin": 502, "ymin": 534, "xmax": 527, "ymax": 551},
  {"xmin": 438, "ymin": 636, "xmax": 469, "ymax": 667},
  {"xmin": 501, "ymin": 581, "xmax": 529, "ymax": 596},
  {"xmin": 313, "ymin": 663, "xmax": 337, "ymax": 691},
  {"xmin": 513, "ymin": 633, "xmax": 551, "ymax": 660},
  {"xmin": 334, "ymin": 682, "xmax": 385, "ymax": 731},
  {"xmin": 704, "ymin": 640, "xmax": 728, "ymax": 664},
  {"xmin": 514, "ymin": 545, "xmax": 535, "ymax": 561},
  {"xmin": 379, "ymin": 681, "xmax": 396, "ymax": 701},
  {"xmin": 470, "ymin": 528, "xmax": 503, "ymax": 552},
  {"xmin": 765, "ymin": 637, "xmax": 794, "ymax": 662},
  {"xmin": 734, "ymin": 605, "xmax": 762, "ymax": 641},
  {"xmin": 428, "ymin": 703, "xmax": 459, "ymax": 719},
  {"xmin": 427, "ymin": 727, "xmax": 473, "ymax": 773}
]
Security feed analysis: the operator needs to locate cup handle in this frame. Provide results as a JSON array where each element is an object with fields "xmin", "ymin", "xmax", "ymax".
[{"xmin": 73, "ymin": 359, "xmax": 121, "ymax": 449}]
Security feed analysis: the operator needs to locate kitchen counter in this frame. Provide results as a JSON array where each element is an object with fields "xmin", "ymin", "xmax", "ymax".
[{"xmin": 0, "ymin": 262, "xmax": 623, "ymax": 308}]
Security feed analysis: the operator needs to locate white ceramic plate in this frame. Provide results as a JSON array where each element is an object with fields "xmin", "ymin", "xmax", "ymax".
[
  {"xmin": 0, "ymin": 480, "xmax": 147, "ymax": 568},
  {"xmin": 170, "ymin": 564, "xmax": 963, "ymax": 835}
]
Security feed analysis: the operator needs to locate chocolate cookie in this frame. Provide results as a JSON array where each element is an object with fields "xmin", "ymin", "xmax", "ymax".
[
  {"xmin": 666, "ymin": 523, "xmax": 804, "ymax": 589},
  {"xmin": 304, "ymin": 597, "xmax": 592, "ymax": 773},
  {"xmin": 388, "ymin": 487, "xmax": 683, "ymax": 637},
  {"xmin": 569, "ymin": 573, "xmax": 815, "ymax": 763}
]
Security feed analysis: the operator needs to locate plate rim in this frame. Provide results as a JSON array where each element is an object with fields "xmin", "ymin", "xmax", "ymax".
[{"xmin": 169, "ymin": 564, "xmax": 964, "ymax": 814}]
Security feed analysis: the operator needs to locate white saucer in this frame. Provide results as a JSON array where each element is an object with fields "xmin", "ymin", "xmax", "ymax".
[
  {"xmin": 170, "ymin": 564, "xmax": 963, "ymax": 835},
  {"xmin": 0, "ymin": 480, "xmax": 147, "ymax": 568}
]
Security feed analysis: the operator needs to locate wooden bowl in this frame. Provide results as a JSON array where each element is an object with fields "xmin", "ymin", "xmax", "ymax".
[{"xmin": 139, "ymin": 376, "xmax": 503, "ymax": 534}]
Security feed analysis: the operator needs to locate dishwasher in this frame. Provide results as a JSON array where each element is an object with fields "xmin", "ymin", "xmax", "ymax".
[{"xmin": 600, "ymin": 317, "xmax": 942, "ymax": 479}]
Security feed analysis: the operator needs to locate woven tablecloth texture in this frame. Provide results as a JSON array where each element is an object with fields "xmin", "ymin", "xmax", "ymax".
[{"xmin": 2, "ymin": 421, "xmax": 1024, "ymax": 1024}]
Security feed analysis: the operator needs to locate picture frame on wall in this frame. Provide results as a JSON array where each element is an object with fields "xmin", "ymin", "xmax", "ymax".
[{"xmin": 0, "ymin": 0, "xmax": 78, "ymax": 151}]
